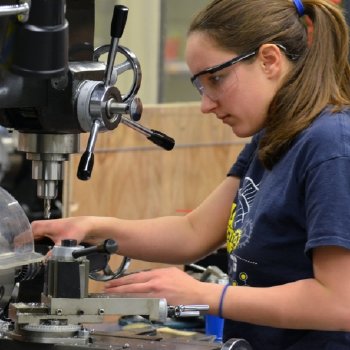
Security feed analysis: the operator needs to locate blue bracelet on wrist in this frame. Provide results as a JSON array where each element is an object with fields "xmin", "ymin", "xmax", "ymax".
[{"xmin": 218, "ymin": 284, "xmax": 230, "ymax": 319}]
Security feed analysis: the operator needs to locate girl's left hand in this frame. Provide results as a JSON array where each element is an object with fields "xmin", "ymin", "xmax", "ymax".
[{"xmin": 104, "ymin": 266, "xmax": 203, "ymax": 305}]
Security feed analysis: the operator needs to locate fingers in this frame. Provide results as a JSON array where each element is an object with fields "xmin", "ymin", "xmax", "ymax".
[
  {"xmin": 31, "ymin": 221, "xmax": 52, "ymax": 241},
  {"xmin": 104, "ymin": 281, "xmax": 151, "ymax": 295},
  {"xmin": 105, "ymin": 267, "xmax": 182, "ymax": 290},
  {"xmin": 103, "ymin": 267, "xmax": 198, "ymax": 306},
  {"xmin": 31, "ymin": 220, "xmax": 44, "ymax": 237},
  {"xmin": 104, "ymin": 269, "xmax": 164, "ymax": 296},
  {"xmin": 104, "ymin": 273, "xmax": 149, "ymax": 295},
  {"xmin": 105, "ymin": 270, "xmax": 154, "ymax": 288},
  {"xmin": 32, "ymin": 219, "xmax": 56, "ymax": 235},
  {"xmin": 31, "ymin": 218, "xmax": 78, "ymax": 244}
]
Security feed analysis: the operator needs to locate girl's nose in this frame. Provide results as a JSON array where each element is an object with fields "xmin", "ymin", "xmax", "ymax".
[{"xmin": 200, "ymin": 93, "xmax": 217, "ymax": 114}]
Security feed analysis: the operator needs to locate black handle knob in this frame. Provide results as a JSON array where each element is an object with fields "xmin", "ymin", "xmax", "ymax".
[
  {"xmin": 77, "ymin": 151, "xmax": 94, "ymax": 181},
  {"xmin": 111, "ymin": 5, "xmax": 129, "ymax": 38},
  {"xmin": 62, "ymin": 239, "xmax": 78, "ymax": 247},
  {"xmin": 147, "ymin": 130, "xmax": 175, "ymax": 151},
  {"xmin": 72, "ymin": 239, "xmax": 118, "ymax": 259},
  {"xmin": 77, "ymin": 119, "xmax": 100, "ymax": 181}
]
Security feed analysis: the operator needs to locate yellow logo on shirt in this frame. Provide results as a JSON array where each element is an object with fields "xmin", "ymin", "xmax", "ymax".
[{"xmin": 226, "ymin": 203, "xmax": 241, "ymax": 253}]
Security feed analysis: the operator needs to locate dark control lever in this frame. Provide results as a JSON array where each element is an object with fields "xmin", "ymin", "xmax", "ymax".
[
  {"xmin": 77, "ymin": 5, "xmax": 128, "ymax": 181},
  {"xmin": 77, "ymin": 119, "xmax": 100, "ymax": 180},
  {"xmin": 147, "ymin": 129, "xmax": 176, "ymax": 151},
  {"xmin": 72, "ymin": 239, "xmax": 118, "ymax": 259},
  {"xmin": 107, "ymin": 99, "xmax": 175, "ymax": 150},
  {"xmin": 121, "ymin": 116, "xmax": 175, "ymax": 151},
  {"xmin": 77, "ymin": 4, "xmax": 175, "ymax": 182},
  {"xmin": 105, "ymin": 5, "xmax": 128, "ymax": 87}
]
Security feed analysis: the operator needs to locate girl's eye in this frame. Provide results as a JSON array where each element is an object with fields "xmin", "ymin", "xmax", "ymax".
[{"xmin": 208, "ymin": 74, "xmax": 224, "ymax": 86}]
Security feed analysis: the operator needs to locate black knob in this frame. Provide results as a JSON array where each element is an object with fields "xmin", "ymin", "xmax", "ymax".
[
  {"xmin": 72, "ymin": 239, "xmax": 118, "ymax": 259},
  {"xmin": 111, "ymin": 5, "xmax": 129, "ymax": 38},
  {"xmin": 61, "ymin": 239, "xmax": 78, "ymax": 247},
  {"xmin": 147, "ymin": 130, "xmax": 175, "ymax": 151},
  {"xmin": 77, "ymin": 151, "xmax": 94, "ymax": 181},
  {"xmin": 102, "ymin": 239, "xmax": 118, "ymax": 254},
  {"xmin": 77, "ymin": 119, "xmax": 100, "ymax": 181}
]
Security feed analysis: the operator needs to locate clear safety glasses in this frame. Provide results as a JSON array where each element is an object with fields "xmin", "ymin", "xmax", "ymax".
[{"xmin": 190, "ymin": 50, "xmax": 257, "ymax": 101}]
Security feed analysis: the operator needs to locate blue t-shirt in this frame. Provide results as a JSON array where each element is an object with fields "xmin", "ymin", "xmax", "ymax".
[{"xmin": 224, "ymin": 108, "xmax": 350, "ymax": 349}]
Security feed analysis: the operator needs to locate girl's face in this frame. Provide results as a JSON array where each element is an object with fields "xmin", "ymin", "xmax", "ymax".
[{"xmin": 185, "ymin": 31, "xmax": 289, "ymax": 138}]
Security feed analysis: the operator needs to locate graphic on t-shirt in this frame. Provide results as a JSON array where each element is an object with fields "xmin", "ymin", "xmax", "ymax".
[
  {"xmin": 232, "ymin": 271, "xmax": 249, "ymax": 286},
  {"xmin": 226, "ymin": 176, "xmax": 260, "ymax": 283},
  {"xmin": 227, "ymin": 177, "xmax": 259, "ymax": 251}
]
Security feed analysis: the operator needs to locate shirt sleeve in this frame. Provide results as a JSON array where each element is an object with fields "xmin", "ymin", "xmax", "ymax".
[{"xmin": 305, "ymin": 156, "xmax": 350, "ymax": 254}]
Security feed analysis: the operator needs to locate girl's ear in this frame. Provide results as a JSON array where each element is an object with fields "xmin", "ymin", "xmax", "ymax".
[{"xmin": 258, "ymin": 44, "xmax": 284, "ymax": 79}]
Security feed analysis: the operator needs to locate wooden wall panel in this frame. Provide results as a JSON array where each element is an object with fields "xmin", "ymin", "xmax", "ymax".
[{"xmin": 64, "ymin": 103, "xmax": 249, "ymax": 291}]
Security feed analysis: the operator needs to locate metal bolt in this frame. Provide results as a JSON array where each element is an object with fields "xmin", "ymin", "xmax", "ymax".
[
  {"xmin": 56, "ymin": 309, "xmax": 62, "ymax": 316},
  {"xmin": 98, "ymin": 308, "xmax": 105, "ymax": 315}
]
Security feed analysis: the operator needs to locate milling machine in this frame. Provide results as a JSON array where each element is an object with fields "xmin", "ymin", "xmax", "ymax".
[
  {"xmin": 0, "ymin": 0, "xmax": 175, "ymax": 219},
  {"xmin": 0, "ymin": 1, "xmax": 252, "ymax": 349},
  {"xmin": 0, "ymin": 185, "xmax": 252, "ymax": 350}
]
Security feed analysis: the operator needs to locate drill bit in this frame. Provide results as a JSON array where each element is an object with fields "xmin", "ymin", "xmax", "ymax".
[{"xmin": 43, "ymin": 198, "xmax": 51, "ymax": 219}]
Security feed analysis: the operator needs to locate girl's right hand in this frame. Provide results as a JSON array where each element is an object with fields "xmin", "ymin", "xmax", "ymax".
[{"xmin": 31, "ymin": 216, "xmax": 93, "ymax": 245}]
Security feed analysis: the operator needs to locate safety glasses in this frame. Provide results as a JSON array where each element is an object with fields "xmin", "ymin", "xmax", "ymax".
[
  {"xmin": 190, "ymin": 44, "xmax": 298, "ymax": 101},
  {"xmin": 190, "ymin": 50, "xmax": 257, "ymax": 101}
]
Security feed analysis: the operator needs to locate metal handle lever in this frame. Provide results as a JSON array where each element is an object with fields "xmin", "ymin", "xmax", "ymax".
[
  {"xmin": 121, "ymin": 117, "xmax": 175, "ymax": 151},
  {"xmin": 72, "ymin": 239, "xmax": 118, "ymax": 259},
  {"xmin": 111, "ymin": 5, "xmax": 128, "ymax": 38},
  {"xmin": 104, "ymin": 5, "xmax": 129, "ymax": 87},
  {"xmin": 168, "ymin": 304, "xmax": 209, "ymax": 318},
  {"xmin": 77, "ymin": 6, "xmax": 129, "ymax": 181},
  {"xmin": 0, "ymin": 0, "xmax": 30, "ymax": 22},
  {"xmin": 77, "ymin": 119, "xmax": 100, "ymax": 180}
]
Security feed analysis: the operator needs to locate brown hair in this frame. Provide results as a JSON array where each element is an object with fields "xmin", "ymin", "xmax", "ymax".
[{"xmin": 189, "ymin": 0, "xmax": 350, "ymax": 169}]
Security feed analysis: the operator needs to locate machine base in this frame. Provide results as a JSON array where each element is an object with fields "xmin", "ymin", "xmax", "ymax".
[{"xmin": 0, "ymin": 334, "xmax": 222, "ymax": 350}]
